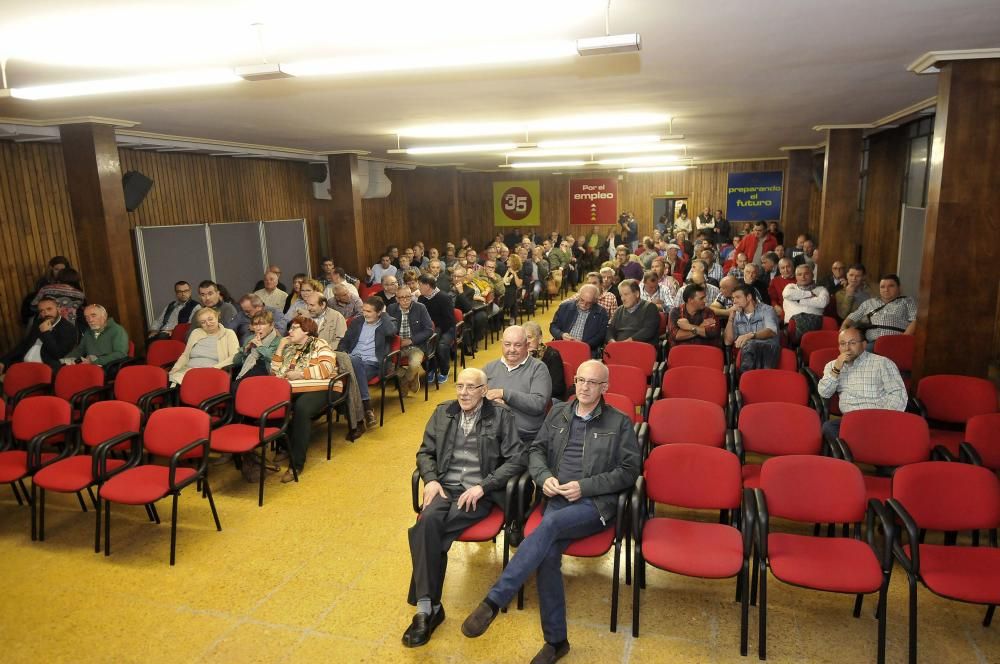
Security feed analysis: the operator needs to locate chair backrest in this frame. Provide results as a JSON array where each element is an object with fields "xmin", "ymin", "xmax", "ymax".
[
  {"xmin": 604, "ymin": 392, "xmax": 642, "ymax": 425},
  {"xmin": 3, "ymin": 362, "xmax": 53, "ymax": 399},
  {"xmin": 738, "ymin": 369, "xmax": 809, "ymax": 406},
  {"xmin": 893, "ymin": 461, "xmax": 1000, "ymax": 532},
  {"xmin": 648, "ymin": 398, "xmax": 727, "ymax": 448},
  {"xmin": 169, "ymin": 323, "xmax": 191, "ymax": 342},
  {"xmin": 644, "ymin": 444, "xmax": 742, "ymax": 510},
  {"xmin": 760, "ymin": 455, "xmax": 867, "ymax": 524},
  {"xmin": 777, "ymin": 348, "xmax": 797, "ymax": 372},
  {"xmin": 838, "ymin": 409, "xmax": 930, "ymax": 467},
  {"xmin": 657, "ymin": 311, "xmax": 668, "ymax": 337},
  {"xmin": 113, "ymin": 365, "xmax": 168, "ymax": 405},
  {"xmin": 81, "ymin": 401, "xmax": 142, "ymax": 447},
  {"xmin": 604, "ymin": 341, "xmax": 658, "ymax": 379},
  {"xmin": 453, "ymin": 308, "xmax": 464, "ymax": 323},
  {"xmin": 53, "ymin": 363, "xmax": 105, "ymax": 402},
  {"xmin": 738, "ymin": 402, "xmax": 822, "ymax": 457},
  {"xmin": 178, "ymin": 368, "xmax": 232, "ymax": 408},
  {"xmin": 798, "ymin": 330, "xmax": 840, "ymax": 366},
  {"xmin": 666, "ymin": 344, "xmax": 725, "ymax": 371},
  {"xmin": 143, "ymin": 407, "xmax": 210, "ymax": 458},
  {"xmin": 359, "ymin": 283, "xmax": 383, "ymax": 300},
  {"xmin": 548, "ymin": 339, "xmax": 590, "ymax": 389},
  {"xmin": 11, "ymin": 396, "xmax": 71, "ymax": 442},
  {"xmin": 234, "ymin": 376, "xmax": 290, "ymax": 419},
  {"xmin": 659, "ymin": 366, "xmax": 728, "ymax": 409},
  {"xmin": 606, "ymin": 364, "xmax": 647, "ymax": 416},
  {"xmin": 807, "ymin": 347, "xmax": 840, "ymax": 377},
  {"xmin": 966, "ymin": 413, "xmax": 1000, "ymax": 469},
  {"xmin": 146, "ymin": 339, "xmax": 186, "ymax": 367},
  {"xmin": 821, "ymin": 316, "xmax": 839, "ymax": 331},
  {"xmin": 916, "ymin": 374, "xmax": 998, "ymax": 424},
  {"xmin": 873, "ymin": 334, "xmax": 915, "ymax": 372}
]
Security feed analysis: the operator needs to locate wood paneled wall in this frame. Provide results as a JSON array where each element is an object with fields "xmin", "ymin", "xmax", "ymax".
[{"xmin": 860, "ymin": 127, "xmax": 907, "ymax": 281}]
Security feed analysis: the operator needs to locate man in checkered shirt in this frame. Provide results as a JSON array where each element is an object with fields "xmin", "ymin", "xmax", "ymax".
[{"xmin": 842, "ymin": 273, "xmax": 916, "ymax": 348}]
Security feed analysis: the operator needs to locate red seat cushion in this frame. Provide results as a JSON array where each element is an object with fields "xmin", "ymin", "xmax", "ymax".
[
  {"xmin": 0, "ymin": 451, "xmax": 56, "ymax": 482},
  {"xmin": 34, "ymin": 456, "xmax": 126, "ymax": 492},
  {"xmin": 457, "ymin": 505, "xmax": 504, "ymax": 542},
  {"xmin": 905, "ymin": 544, "xmax": 1000, "ymax": 604},
  {"xmin": 641, "ymin": 517, "xmax": 744, "ymax": 578},
  {"xmin": 768, "ymin": 533, "xmax": 883, "ymax": 593},
  {"xmin": 862, "ymin": 475, "xmax": 891, "ymax": 503},
  {"xmin": 929, "ymin": 429, "xmax": 964, "ymax": 457},
  {"xmin": 210, "ymin": 424, "xmax": 281, "ymax": 453},
  {"xmin": 741, "ymin": 463, "xmax": 762, "ymax": 489},
  {"xmin": 524, "ymin": 504, "xmax": 614, "ymax": 557},
  {"xmin": 100, "ymin": 465, "xmax": 197, "ymax": 505}
]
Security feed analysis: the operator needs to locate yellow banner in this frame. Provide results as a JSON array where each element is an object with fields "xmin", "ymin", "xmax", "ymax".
[{"xmin": 493, "ymin": 180, "xmax": 541, "ymax": 227}]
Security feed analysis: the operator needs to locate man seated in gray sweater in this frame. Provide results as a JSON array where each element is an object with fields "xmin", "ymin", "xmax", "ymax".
[
  {"xmin": 484, "ymin": 326, "xmax": 553, "ymax": 443},
  {"xmin": 607, "ymin": 278, "xmax": 661, "ymax": 346}
]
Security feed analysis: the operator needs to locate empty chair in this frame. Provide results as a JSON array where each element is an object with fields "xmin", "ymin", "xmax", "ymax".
[
  {"xmin": 547, "ymin": 339, "xmax": 590, "ymax": 393},
  {"xmin": 666, "ymin": 344, "xmax": 725, "ymax": 371},
  {"xmin": 659, "ymin": 366, "xmax": 730, "ymax": 413},
  {"xmin": 732, "ymin": 369, "xmax": 817, "ymax": 427},
  {"xmin": 111, "ymin": 365, "xmax": 172, "ymax": 418},
  {"xmin": 1, "ymin": 396, "xmax": 73, "ymax": 511},
  {"xmin": 607, "ymin": 364, "xmax": 656, "ymax": 420},
  {"xmin": 735, "ymin": 402, "xmax": 822, "ymax": 489},
  {"xmin": 176, "ymin": 367, "xmax": 233, "ymax": 427},
  {"xmin": 960, "ymin": 413, "xmax": 1000, "ymax": 470},
  {"xmin": 604, "ymin": 340, "xmax": 662, "ymax": 385},
  {"xmin": 52, "ymin": 363, "xmax": 106, "ymax": 419},
  {"xmin": 2, "ymin": 362, "xmax": 53, "ymax": 412},
  {"xmin": 798, "ymin": 330, "xmax": 840, "ymax": 368},
  {"xmin": 633, "ymin": 444, "xmax": 752, "ymax": 654},
  {"xmin": 646, "ymin": 398, "xmax": 729, "ymax": 457},
  {"xmin": 146, "ymin": 339, "xmax": 187, "ymax": 369},
  {"xmin": 169, "ymin": 323, "xmax": 191, "ymax": 342},
  {"xmin": 834, "ymin": 409, "xmax": 931, "ymax": 502},
  {"xmin": 873, "ymin": 333, "xmax": 914, "ymax": 389},
  {"xmin": 912, "ymin": 374, "xmax": 998, "ymax": 457},
  {"xmin": 603, "ymin": 392, "xmax": 648, "ymax": 451},
  {"xmin": 754, "ymin": 455, "xmax": 894, "ymax": 662},
  {"xmin": 888, "ymin": 461, "xmax": 1000, "ymax": 664}
]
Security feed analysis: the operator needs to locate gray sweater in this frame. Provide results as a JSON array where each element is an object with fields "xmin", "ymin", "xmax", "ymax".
[
  {"xmin": 484, "ymin": 356, "xmax": 553, "ymax": 442},
  {"xmin": 607, "ymin": 300, "xmax": 660, "ymax": 344}
]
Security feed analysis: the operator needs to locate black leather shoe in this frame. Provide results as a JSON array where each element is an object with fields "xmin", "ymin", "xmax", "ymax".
[
  {"xmin": 402, "ymin": 607, "xmax": 445, "ymax": 648},
  {"xmin": 461, "ymin": 601, "xmax": 498, "ymax": 638},
  {"xmin": 530, "ymin": 641, "xmax": 570, "ymax": 664}
]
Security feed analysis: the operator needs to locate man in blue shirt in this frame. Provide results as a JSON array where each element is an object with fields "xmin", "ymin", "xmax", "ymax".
[
  {"xmin": 724, "ymin": 284, "xmax": 780, "ymax": 371},
  {"xmin": 339, "ymin": 297, "xmax": 397, "ymax": 429}
]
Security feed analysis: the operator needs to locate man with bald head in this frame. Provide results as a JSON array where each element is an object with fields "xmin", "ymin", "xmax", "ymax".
[
  {"xmin": 484, "ymin": 326, "xmax": 553, "ymax": 443},
  {"xmin": 63, "ymin": 304, "xmax": 129, "ymax": 367},
  {"xmin": 549, "ymin": 284, "xmax": 609, "ymax": 357},
  {"xmin": 403, "ymin": 367, "xmax": 525, "ymax": 648},
  {"xmin": 462, "ymin": 359, "xmax": 640, "ymax": 662}
]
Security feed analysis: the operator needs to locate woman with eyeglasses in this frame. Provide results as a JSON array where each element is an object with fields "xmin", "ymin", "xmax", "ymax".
[{"xmin": 523, "ymin": 321, "xmax": 566, "ymax": 402}]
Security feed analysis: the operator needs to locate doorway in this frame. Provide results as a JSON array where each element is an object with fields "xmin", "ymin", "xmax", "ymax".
[{"xmin": 652, "ymin": 196, "xmax": 689, "ymax": 234}]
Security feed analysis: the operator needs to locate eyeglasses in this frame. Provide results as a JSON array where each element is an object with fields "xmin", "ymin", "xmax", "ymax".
[
  {"xmin": 573, "ymin": 377, "xmax": 607, "ymax": 388},
  {"xmin": 838, "ymin": 340, "xmax": 863, "ymax": 347},
  {"xmin": 455, "ymin": 383, "xmax": 485, "ymax": 393}
]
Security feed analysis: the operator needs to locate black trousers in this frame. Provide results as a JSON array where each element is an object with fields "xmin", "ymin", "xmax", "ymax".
[{"xmin": 407, "ymin": 485, "xmax": 494, "ymax": 605}]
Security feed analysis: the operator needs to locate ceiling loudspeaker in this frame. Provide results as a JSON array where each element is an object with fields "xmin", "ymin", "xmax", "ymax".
[
  {"xmin": 307, "ymin": 163, "xmax": 328, "ymax": 183},
  {"xmin": 122, "ymin": 170, "xmax": 154, "ymax": 212}
]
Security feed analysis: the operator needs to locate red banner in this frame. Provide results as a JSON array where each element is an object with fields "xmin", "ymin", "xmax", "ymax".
[{"xmin": 569, "ymin": 178, "xmax": 618, "ymax": 225}]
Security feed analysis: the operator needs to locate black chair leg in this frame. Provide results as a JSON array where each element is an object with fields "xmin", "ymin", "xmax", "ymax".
[
  {"xmin": 853, "ymin": 593, "xmax": 864, "ymax": 618},
  {"xmin": 149, "ymin": 502, "xmax": 161, "ymax": 524},
  {"xmin": 750, "ymin": 549, "xmax": 759, "ymax": 606},
  {"xmin": 11, "ymin": 482, "xmax": 24, "ymax": 505},
  {"xmin": 379, "ymin": 381, "xmax": 386, "ymax": 427},
  {"xmin": 740, "ymin": 563, "xmax": 750, "ymax": 657},
  {"xmin": 631, "ymin": 552, "xmax": 642, "ymax": 637},
  {"xmin": 984, "ymin": 604, "xmax": 995, "ymax": 627},
  {"xmin": 86, "ymin": 485, "xmax": 98, "ymax": 509},
  {"xmin": 205, "ymin": 479, "xmax": 222, "ymax": 531},
  {"xmin": 610, "ymin": 541, "xmax": 621, "ymax": 633},
  {"xmin": 907, "ymin": 574, "xmax": 918, "ymax": 664},
  {"xmin": 30, "ymin": 482, "xmax": 37, "ymax": 541},
  {"xmin": 169, "ymin": 494, "xmax": 179, "ymax": 566},
  {"xmin": 326, "ymin": 406, "xmax": 333, "ymax": 460},
  {"xmin": 758, "ymin": 561, "xmax": 768, "ymax": 660},
  {"xmin": 258, "ymin": 445, "xmax": 267, "ymax": 507},
  {"xmin": 76, "ymin": 490, "xmax": 88, "ymax": 512},
  {"xmin": 39, "ymin": 488, "xmax": 47, "ymax": 540},
  {"xmin": 876, "ymin": 586, "xmax": 888, "ymax": 664},
  {"xmin": 104, "ymin": 500, "xmax": 112, "ymax": 556},
  {"xmin": 18, "ymin": 479, "xmax": 31, "ymax": 505},
  {"xmin": 94, "ymin": 497, "xmax": 102, "ymax": 553}
]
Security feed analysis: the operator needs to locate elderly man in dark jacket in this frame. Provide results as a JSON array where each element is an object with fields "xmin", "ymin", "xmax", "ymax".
[
  {"xmin": 548, "ymin": 284, "xmax": 609, "ymax": 358},
  {"xmin": 403, "ymin": 367, "xmax": 526, "ymax": 649},
  {"xmin": 462, "ymin": 359, "xmax": 640, "ymax": 663}
]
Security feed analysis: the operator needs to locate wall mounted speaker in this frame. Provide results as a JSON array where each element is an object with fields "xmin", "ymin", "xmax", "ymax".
[
  {"xmin": 307, "ymin": 163, "xmax": 328, "ymax": 183},
  {"xmin": 122, "ymin": 170, "xmax": 154, "ymax": 212}
]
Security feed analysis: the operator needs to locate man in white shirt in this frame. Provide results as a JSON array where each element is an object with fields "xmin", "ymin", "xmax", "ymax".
[
  {"xmin": 367, "ymin": 254, "xmax": 398, "ymax": 285},
  {"xmin": 781, "ymin": 264, "xmax": 830, "ymax": 340},
  {"xmin": 323, "ymin": 267, "xmax": 359, "ymax": 301}
]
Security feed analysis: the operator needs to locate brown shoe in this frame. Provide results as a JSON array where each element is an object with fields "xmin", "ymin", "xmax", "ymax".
[
  {"xmin": 530, "ymin": 642, "xmax": 570, "ymax": 664},
  {"xmin": 364, "ymin": 410, "xmax": 377, "ymax": 429},
  {"xmin": 461, "ymin": 601, "xmax": 498, "ymax": 638},
  {"xmin": 281, "ymin": 468, "xmax": 299, "ymax": 483}
]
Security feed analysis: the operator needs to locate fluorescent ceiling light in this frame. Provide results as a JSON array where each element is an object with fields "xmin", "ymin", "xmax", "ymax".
[
  {"xmin": 536, "ymin": 134, "xmax": 660, "ymax": 148},
  {"xmin": 508, "ymin": 142, "xmax": 687, "ymax": 158},
  {"xmin": 404, "ymin": 142, "xmax": 520, "ymax": 155},
  {"xmin": 509, "ymin": 160, "xmax": 587, "ymax": 169},
  {"xmin": 625, "ymin": 165, "xmax": 693, "ymax": 173},
  {"xmin": 576, "ymin": 33, "xmax": 641, "ymax": 56},
  {"xmin": 9, "ymin": 68, "xmax": 241, "ymax": 100},
  {"xmin": 596, "ymin": 154, "xmax": 687, "ymax": 165},
  {"xmin": 398, "ymin": 112, "xmax": 670, "ymax": 138}
]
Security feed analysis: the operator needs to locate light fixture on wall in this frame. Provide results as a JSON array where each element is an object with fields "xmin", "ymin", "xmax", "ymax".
[
  {"xmin": 397, "ymin": 113, "xmax": 670, "ymax": 139},
  {"xmin": 9, "ymin": 68, "xmax": 241, "ymax": 100},
  {"xmin": 576, "ymin": 33, "xmax": 641, "ymax": 56},
  {"xmin": 624, "ymin": 165, "xmax": 693, "ymax": 173}
]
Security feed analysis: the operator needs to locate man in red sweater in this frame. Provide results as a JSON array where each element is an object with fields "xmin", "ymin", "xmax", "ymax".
[{"xmin": 768, "ymin": 257, "xmax": 796, "ymax": 320}]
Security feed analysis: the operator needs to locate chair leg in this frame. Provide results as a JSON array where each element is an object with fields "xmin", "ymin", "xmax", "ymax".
[
  {"xmin": 907, "ymin": 573, "xmax": 918, "ymax": 664},
  {"xmin": 625, "ymin": 531, "xmax": 632, "ymax": 586},
  {"xmin": 396, "ymin": 376, "xmax": 405, "ymax": 414},
  {"xmin": 86, "ymin": 486, "xmax": 98, "ymax": 509},
  {"xmin": 740, "ymin": 562, "xmax": 750, "ymax": 657},
  {"xmin": 104, "ymin": 500, "xmax": 112, "ymax": 556},
  {"xmin": 30, "ymin": 482, "xmax": 37, "ymax": 541},
  {"xmin": 632, "ymin": 551, "xmax": 643, "ymax": 637},
  {"xmin": 10, "ymin": 482, "xmax": 24, "ymax": 505},
  {"xmin": 204, "ymin": 479, "xmax": 222, "ymax": 531},
  {"xmin": 169, "ymin": 494, "xmax": 179, "ymax": 566},
  {"xmin": 18, "ymin": 479, "xmax": 31, "ymax": 505},
  {"xmin": 944, "ymin": 531, "xmax": 957, "ymax": 546},
  {"xmin": 76, "ymin": 490, "xmax": 88, "ymax": 512},
  {"xmin": 39, "ymin": 488, "xmax": 46, "ymax": 540},
  {"xmin": 853, "ymin": 593, "xmax": 864, "ymax": 618},
  {"xmin": 972, "ymin": 530, "xmax": 980, "ymax": 547},
  {"xmin": 148, "ymin": 503, "xmax": 161, "ymax": 524},
  {"xmin": 758, "ymin": 559, "xmax": 768, "ymax": 660},
  {"xmin": 750, "ymin": 548, "xmax": 760, "ymax": 606},
  {"xmin": 876, "ymin": 585, "xmax": 888, "ymax": 664},
  {"xmin": 326, "ymin": 406, "xmax": 333, "ymax": 461},
  {"xmin": 258, "ymin": 444, "xmax": 267, "ymax": 507},
  {"xmin": 94, "ymin": 496, "xmax": 102, "ymax": 553},
  {"xmin": 610, "ymin": 540, "xmax": 621, "ymax": 633},
  {"xmin": 984, "ymin": 605, "xmax": 995, "ymax": 627},
  {"xmin": 379, "ymin": 381, "xmax": 386, "ymax": 427}
]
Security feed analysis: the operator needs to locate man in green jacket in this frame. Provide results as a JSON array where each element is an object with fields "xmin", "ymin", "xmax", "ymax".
[{"xmin": 63, "ymin": 304, "xmax": 129, "ymax": 367}]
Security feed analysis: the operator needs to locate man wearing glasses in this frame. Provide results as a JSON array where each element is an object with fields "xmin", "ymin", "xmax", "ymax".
[
  {"xmin": 147, "ymin": 281, "xmax": 200, "ymax": 341},
  {"xmin": 462, "ymin": 359, "xmax": 640, "ymax": 663},
  {"xmin": 404, "ymin": 368, "xmax": 525, "ymax": 648},
  {"xmin": 816, "ymin": 326, "xmax": 907, "ymax": 444}
]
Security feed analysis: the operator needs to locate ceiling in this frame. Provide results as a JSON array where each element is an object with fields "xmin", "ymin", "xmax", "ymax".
[{"xmin": 0, "ymin": 0, "xmax": 998, "ymax": 170}]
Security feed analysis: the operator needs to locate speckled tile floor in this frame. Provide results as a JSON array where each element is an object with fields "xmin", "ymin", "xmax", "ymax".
[{"xmin": 2, "ymin": 300, "xmax": 998, "ymax": 663}]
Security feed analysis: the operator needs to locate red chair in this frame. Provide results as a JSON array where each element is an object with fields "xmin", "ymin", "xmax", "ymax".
[
  {"xmin": 888, "ymin": 461, "xmax": 1000, "ymax": 663},
  {"xmin": 659, "ymin": 366, "xmax": 730, "ymax": 424},
  {"xmin": 646, "ymin": 398, "xmax": 729, "ymax": 457},
  {"xmin": 912, "ymin": 374, "xmax": 997, "ymax": 457},
  {"xmin": 833, "ymin": 410, "xmax": 931, "ymax": 503},
  {"xmin": 368, "ymin": 335, "xmax": 404, "ymax": 427},
  {"xmin": 798, "ymin": 330, "xmax": 840, "ymax": 368},
  {"xmin": 104, "ymin": 340, "xmax": 137, "ymax": 380},
  {"xmin": 146, "ymin": 339, "xmax": 186, "ymax": 369},
  {"xmin": 31, "ymin": 401, "xmax": 142, "ymax": 548},
  {"xmin": 735, "ymin": 402, "xmax": 822, "ymax": 489},
  {"xmin": 98, "ymin": 407, "xmax": 221, "ymax": 565},
  {"xmin": 358, "ymin": 283, "xmax": 383, "ymax": 300},
  {"xmin": 548, "ymin": 339, "xmax": 591, "ymax": 392},
  {"xmin": 786, "ymin": 316, "xmax": 838, "ymax": 346},
  {"xmin": 605, "ymin": 340, "xmax": 662, "ymax": 386},
  {"xmin": 452, "ymin": 309, "xmax": 468, "ymax": 380},
  {"xmin": 607, "ymin": 364, "xmax": 656, "ymax": 420},
  {"xmin": 732, "ymin": 369, "xmax": 817, "ymax": 427},
  {"xmin": 874, "ymin": 333, "xmax": 914, "ymax": 372},
  {"xmin": 177, "ymin": 367, "xmax": 233, "ymax": 428},
  {"xmin": 604, "ymin": 392, "xmax": 648, "ymax": 452},
  {"xmin": 666, "ymin": 344, "xmax": 725, "ymax": 371},
  {"xmin": 209, "ymin": 376, "xmax": 291, "ymax": 506},
  {"xmin": 110, "ymin": 365, "xmax": 172, "ymax": 419},
  {"xmin": 2, "ymin": 362, "xmax": 52, "ymax": 412},
  {"xmin": 633, "ymin": 444, "xmax": 752, "ymax": 653},
  {"xmin": 169, "ymin": 323, "xmax": 191, "ymax": 342},
  {"xmin": 52, "ymin": 363, "xmax": 105, "ymax": 419},
  {"xmin": 754, "ymin": 455, "xmax": 894, "ymax": 662},
  {"xmin": 1, "ymin": 396, "xmax": 74, "ymax": 511},
  {"xmin": 730, "ymin": 347, "xmax": 797, "ymax": 391},
  {"xmin": 959, "ymin": 413, "xmax": 1000, "ymax": 470}
]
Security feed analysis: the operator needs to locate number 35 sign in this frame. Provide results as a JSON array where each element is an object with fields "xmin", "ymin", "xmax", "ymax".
[{"xmin": 493, "ymin": 180, "xmax": 541, "ymax": 227}]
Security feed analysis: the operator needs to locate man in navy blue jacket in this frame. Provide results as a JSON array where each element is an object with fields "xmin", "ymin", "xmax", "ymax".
[
  {"xmin": 387, "ymin": 286, "xmax": 435, "ymax": 396},
  {"xmin": 339, "ymin": 296, "xmax": 398, "ymax": 428},
  {"xmin": 548, "ymin": 284, "xmax": 608, "ymax": 358}
]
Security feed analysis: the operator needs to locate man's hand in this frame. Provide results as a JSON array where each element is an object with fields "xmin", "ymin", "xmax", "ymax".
[
  {"xmin": 562, "ymin": 333, "xmax": 575, "ymax": 341},
  {"xmin": 734, "ymin": 333, "xmax": 752, "ymax": 349},
  {"xmin": 834, "ymin": 352, "xmax": 850, "ymax": 372},
  {"xmin": 485, "ymin": 388, "xmax": 504, "ymax": 402},
  {"xmin": 80, "ymin": 357, "xmax": 92, "ymax": 365},
  {"xmin": 457, "ymin": 485, "xmax": 485, "ymax": 512},
  {"xmin": 844, "ymin": 283, "xmax": 857, "ymax": 296},
  {"xmin": 542, "ymin": 476, "xmax": 561, "ymax": 497},
  {"xmin": 400, "ymin": 338, "xmax": 412, "ymax": 347},
  {"xmin": 366, "ymin": 266, "xmax": 373, "ymax": 277},
  {"xmin": 704, "ymin": 318, "xmax": 717, "ymax": 330},
  {"xmin": 38, "ymin": 318, "xmax": 54, "ymax": 333},
  {"xmin": 0, "ymin": 362, "xmax": 5, "ymax": 374},
  {"xmin": 422, "ymin": 480, "xmax": 447, "ymax": 510},
  {"xmin": 557, "ymin": 481, "xmax": 582, "ymax": 502},
  {"xmin": 285, "ymin": 370, "xmax": 304, "ymax": 380}
]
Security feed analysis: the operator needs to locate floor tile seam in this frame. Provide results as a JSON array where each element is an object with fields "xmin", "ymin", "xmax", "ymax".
[
  {"xmin": 303, "ymin": 549, "xmax": 399, "ymax": 631},
  {"xmin": 963, "ymin": 623, "xmax": 990, "ymax": 664}
]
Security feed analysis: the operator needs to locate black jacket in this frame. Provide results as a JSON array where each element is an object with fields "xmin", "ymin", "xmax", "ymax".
[
  {"xmin": 338, "ymin": 311, "xmax": 397, "ymax": 363},
  {"xmin": 416, "ymin": 399, "xmax": 527, "ymax": 506},
  {"xmin": 387, "ymin": 300, "xmax": 435, "ymax": 350},
  {"xmin": 1, "ymin": 317, "xmax": 78, "ymax": 372},
  {"xmin": 549, "ymin": 299, "xmax": 610, "ymax": 354},
  {"xmin": 528, "ymin": 399, "xmax": 641, "ymax": 523}
]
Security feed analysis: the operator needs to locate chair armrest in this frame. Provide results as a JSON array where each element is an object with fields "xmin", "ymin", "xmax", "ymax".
[
  {"xmin": 71, "ymin": 385, "xmax": 112, "ymax": 417},
  {"xmin": 424, "ymin": 333, "xmax": 440, "ymax": 360},
  {"xmin": 502, "ymin": 472, "xmax": 522, "ymax": 523},
  {"xmin": 733, "ymin": 390, "xmax": 745, "ymax": 413},
  {"xmin": 93, "ymin": 432, "xmax": 143, "ymax": 482},
  {"xmin": 168, "ymin": 437, "xmax": 210, "ymax": 491},
  {"xmin": 930, "ymin": 445, "xmax": 957, "ymax": 462},
  {"xmin": 13, "ymin": 382, "xmax": 50, "ymax": 406},
  {"xmin": 103, "ymin": 357, "xmax": 137, "ymax": 381},
  {"xmin": 411, "ymin": 467, "xmax": 421, "ymax": 515},
  {"xmin": 741, "ymin": 488, "xmax": 756, "ymax": 557},
  {"xmin": 631, "ymin": 476, "xmax": 647, "ymax": 543},
  {"xmin": 651, "ymin": 361, "xmax": 665, "ymax": 387},
  {"xmin": 516, "ymin": 472, "xmax": 536, "ymax": 526},
  {"xmin": 258, "ymin": 400, "xmax": 292, "ymax": 443},
  {"xmin": 137, "ymin": 386, "xmax": 175, "ymax": 416},
  {"xmin": 753, "ymin": 488, "xmax": 769, "ymax": 561},
  {"xmin": 732, "ymin": 430, "xmax": 745, "ymax": 462},
  {"xmin": 887, "ymin": 498, "xmax": 919, "ymax": 574},
  {"xmin": 325, "ymin": 371, "xmax": 351, "ymax": 409},
  {"xmin": 800, "ymin": 367, "xmax": 819, "ymax": 392},
  {"xmin": 382, "ymin": 348, "xmax": 403, "ymax": 374},
  {"xmin": 866, "ymin": 498, "xmax": 896, "ymax": 572},
  {"xmin": 809, "ymin": 393, "xmax": 825, "ymax": 419},
  {"xmin": 832, "ymin": 437, "xmax": 852, "ymax": 461},
  {"xmin": 199, "ymin": 392, "xmax": 234, "ymax": 427},
  {"xmin": 613, "ymin": 489, "xmax": 629, "ymax": 541},
  {"xmin": 0, "ymin": 420, "xmax": 10, "ymax": 451},
  {"xmin": 27, "ymin": 423, "xmax": 80, "ymax": 470},
  {"xmin": 959, "ymin": 442, "xmax": 983, "ymax": 466},
  {"xmin": 907, "ymin": 396, "xmax": 926, "ymax": 417},
  {"xmin": 636, "ymin": 422, "xmax": 648, "ymax": 458}
]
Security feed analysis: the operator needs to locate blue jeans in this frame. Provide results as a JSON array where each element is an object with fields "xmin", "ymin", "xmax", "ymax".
[
  {"xmin": 821, "ymin": 418, "xmax": 841, "ymax": 448},
  {"xmin": 349, "ymin": 355, "xmax": 380, "ymax": 401},
  {"xmin": 487, "ymin": 497, "xmax": 605, "ymax": 643}
]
